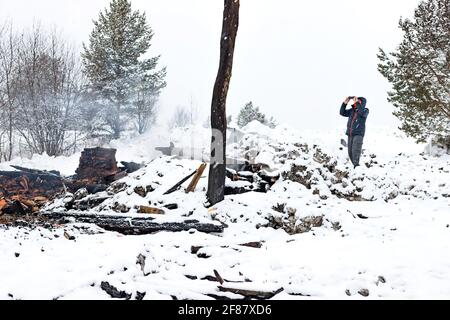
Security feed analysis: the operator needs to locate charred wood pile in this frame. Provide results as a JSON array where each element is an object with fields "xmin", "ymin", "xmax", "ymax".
[
  {"xmin": 0, "ymin": 148, "xmax": 138, "ymax": 216},
  {"xmin": 0, "ymin": 143, "xmax": 279, "ymax": 234},
  {"xmin": 0, "ymin": 148, "xmax": 224, "ymax": 235},
  {"xmin": 0, "ymin": 167, "xmax": 65, "ymax": 215}
]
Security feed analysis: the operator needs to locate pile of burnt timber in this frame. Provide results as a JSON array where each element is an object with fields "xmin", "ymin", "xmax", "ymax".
[
  {"xmin": 0, "ymin": 166, "xmax": 65, "ymax": 214},
  {"xmin": 0, "ymin": 148, "xmax": 142, "ymax": 216},
  {"xmin": 0, "ymin": 148, "xmax": 223, "ymax": 235},
  {"xmin": 0, "ymin": 144, "xmax": 276, "ymax": 234}
]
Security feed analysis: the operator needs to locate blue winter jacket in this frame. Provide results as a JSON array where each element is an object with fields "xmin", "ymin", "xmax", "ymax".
[{"xmin": 340, "ymin": 97, "xmax": 369, "ymax": 137}]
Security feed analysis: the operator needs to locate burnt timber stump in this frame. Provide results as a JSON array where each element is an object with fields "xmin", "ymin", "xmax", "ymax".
[{"xmin": 75, "ymin": 148, "xmax": 119, "ymax": 184}]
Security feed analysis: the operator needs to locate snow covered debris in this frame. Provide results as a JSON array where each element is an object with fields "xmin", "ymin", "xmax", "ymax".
[{"xmin": 1, "ymin": 124, "xmax": 450, "ymax": 300}]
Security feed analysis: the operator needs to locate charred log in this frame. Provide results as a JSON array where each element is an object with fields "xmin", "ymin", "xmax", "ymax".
[
  {"xmin": 217, "ymin": 286, "xmax": 284, "ymax": 300},
  {"xmin": 120, "ymin": 161, "xmax": 143, "ymax": 174},
  {"xmin": 42, "ymin": 212, "xmax": 225, "ymax": 235},
  {"xmin": 10, "ymin": 166, "xmax": 61, "ymax": 177}
]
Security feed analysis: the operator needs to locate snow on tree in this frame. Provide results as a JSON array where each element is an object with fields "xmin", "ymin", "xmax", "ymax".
[
  {"xmin": 378, "ymin": 0, "xmax": 450, "ymax": 148},
  {"xmin": 82, "ymin": 0, "xmax": 166, "ymax": 139},
  {"xmin": 237, "ymin": 101, "xmax": 277, "ymax": 129}
]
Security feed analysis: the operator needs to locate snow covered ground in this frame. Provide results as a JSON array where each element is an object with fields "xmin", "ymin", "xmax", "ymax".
[{"xmin": 0, "ymin": 123, "xmax": 449, "ymax": 300}]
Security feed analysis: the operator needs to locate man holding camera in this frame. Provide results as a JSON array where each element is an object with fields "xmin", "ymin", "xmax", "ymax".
[{"xmin": 340, "ymin": 96, "xmax": 369, "ymax": 168}]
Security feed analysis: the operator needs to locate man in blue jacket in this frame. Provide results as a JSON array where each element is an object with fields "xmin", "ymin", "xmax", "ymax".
[{"xmin": 340, "ymin": 96, "xmax": 369, "ymax": 168}]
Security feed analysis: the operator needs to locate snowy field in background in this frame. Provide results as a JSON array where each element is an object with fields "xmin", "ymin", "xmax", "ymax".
[{"xmin": 0, "ymin": 123, "xmax": 449, "ymax": 300}]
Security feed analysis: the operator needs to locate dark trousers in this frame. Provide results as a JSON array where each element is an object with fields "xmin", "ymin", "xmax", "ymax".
[{"xmin": 348, "ymin": 135, "xmax": 364, "ymax": 167}]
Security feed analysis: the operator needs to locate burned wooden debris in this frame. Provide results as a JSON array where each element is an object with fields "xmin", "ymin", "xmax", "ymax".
[
  {"xmin": 137, "ymin": 206, "xmax": 165, "ymax": 215},
  {"xmin": 214, "ymin": 270, "xmax": 225, "ymax": 285},
  {"xmin": 0, "ymin": 147, "xmax": 134, "ymax": 216},
  {"xmin": 240, "ymin": 241, "xmax": 263, "ymax": 249},
  {"xmin": 0, "ymin": 139, "xmax": 279, "ymax": 233},
  {"xmin": 120, "ymin": 161, "xmax": 143, "ymax": 174},
  {"xmin": 225, "ymin": 168, "xmax": 280, "ymax": 196},
  {"xmin": 75, "ymin": 147, "xmax": 119, "ymax": 183},
  {"xmin": 163, "ymin": 170, "xmax": 198, "ymax": 195},
  {"xmin": 42, "ymin": 212, "xmax": 224, "ymax": 235},
  {"xmin": 163, "ymin": 163, "xmax": 208, "ymax": 196},
  {"xmin": 0, "ymin": 167, "xmax": 63, "ymax": 215},
  {"xmin": 0, "ymin": 169, "xmax": 65, "ymax": 199},
  {"xmin": 10, "ymin": 165, "xmax": 61, "ymax": 177},
  {"xmin": 100, "ymin": 281, "xmax": 132, "ymax": 300},
  {"xmin": 186, "ymin": 163, "xmax": 207, "ymax": 193},
  {"xmin": 217, "ymin": 286, "xmax": 284, "ymax": 300},
  {"xmin": 190, "ymin": 241, "xmax": 262, "ymax": 257}
]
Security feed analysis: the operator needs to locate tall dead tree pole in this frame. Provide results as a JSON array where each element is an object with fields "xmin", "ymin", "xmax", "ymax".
[{"xmin": 207, "ymin": 0, "xmax": 240, "ymax": 206}]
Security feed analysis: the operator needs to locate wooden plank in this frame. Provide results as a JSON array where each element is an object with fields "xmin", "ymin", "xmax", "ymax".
[
  {"xmin": 214, "ymin": 270, "xmax": 225, "ymax": 285},
  {"xmin": 186, "ymin": 163, "xmax": 207, "ymax": 193},
  {"xmin": 239, "ymin": 242, "xmax": 263, "ymax": 249},
  {"xmin": 163, "ymin": 170, "xmax": 197, "ymax": 195},
  {"xmin": 138, "ymin": 206, "xmax": 165, "ymax": 215}
]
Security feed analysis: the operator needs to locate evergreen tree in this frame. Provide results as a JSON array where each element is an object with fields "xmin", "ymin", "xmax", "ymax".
[
  {"xmin": 237, "ymin": 101, "xmax": 277, "ymax": 128},
  {"xmin": 237, "ymin": 101, "xmax": 266, "ymax": 128},
  {"xmin": 82, "ymin": 0, "xmax": 166, "ymax": 139},
  {"xmin": 378, "ymin": 0, "xmax": 449, "ymax": 144}
]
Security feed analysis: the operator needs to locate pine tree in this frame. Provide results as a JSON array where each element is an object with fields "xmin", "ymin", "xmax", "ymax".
[
  {"xmin": 82, "ymin": 0, "xmax": 166, "ymax": 139},
  {"xmin": 378, "ymin": 0, "xmax": 450, "ymax": 144},
  {"xmin": 237, "ymin": 102, "xmax": 266, "ymax": 128}
]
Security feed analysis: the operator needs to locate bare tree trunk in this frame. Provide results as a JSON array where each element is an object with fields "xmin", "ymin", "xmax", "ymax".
[
  {"xmin": 207, "ymin": 0, "xmax": 240, "ymax": 206},
  {"xmin": 0, "ymin": 24, "xmax": 17, "ymax": 161}
]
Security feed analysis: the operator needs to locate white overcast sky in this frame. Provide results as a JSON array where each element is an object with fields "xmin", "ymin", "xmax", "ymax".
[{"xmin": 0, "ymin": 0, "xmax": 421, "ymax": 131}]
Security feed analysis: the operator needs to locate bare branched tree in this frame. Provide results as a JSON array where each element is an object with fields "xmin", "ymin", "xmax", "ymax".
[
  {"xmin": 12, "ymin": 25, "xmax": 82, "ymax": 157},
  {"xmin": 169, "ymin": 106, "xmax": 196, "ymax": 129},
  {"xmin": 0, "ymin": 23, "xmax": 18, "ymax": 161}
]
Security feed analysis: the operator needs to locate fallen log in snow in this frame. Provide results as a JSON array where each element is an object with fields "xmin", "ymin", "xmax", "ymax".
[
  {"xmin": 42, "ymin": 212, "xmax": 225, "ymax": 235},
  {"xmin": 100, "ymin": 282, "xmax": 132, "ymax": 300},
  {"xmin": 217, "ymin": 286, "xmax": 284, "ymax": 300}
]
